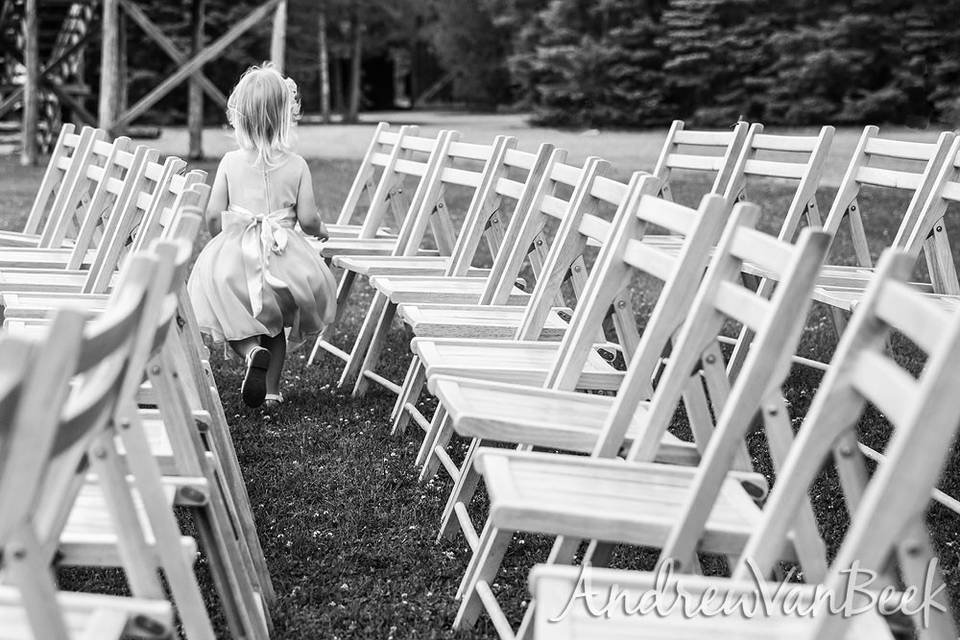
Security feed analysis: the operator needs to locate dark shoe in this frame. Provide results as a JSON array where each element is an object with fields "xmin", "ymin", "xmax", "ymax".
[{"xmin": 241, "ymin": 347, "xmax": 270, "ymax": 407}]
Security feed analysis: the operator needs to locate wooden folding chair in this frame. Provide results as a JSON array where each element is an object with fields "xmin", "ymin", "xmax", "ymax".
[
  {"xmin": 3, "ymin": 189, "xmax": 276, "ymax": 638},
  {"xmin": 434, "ymin": 204, "xmax": 830, "ymax": 637},
  {"xmin": 0, "ymin": 234, "xmax": 222, "ymax": 639},
  {"xmin": 401, "ymin": 126, "xmax": 833, "ymax": 479},
  {"xmin": 802, "ymin": 134, "xmax": 960, "ymax": 318},
  {"xmin": 412, "ymin": 183, "xmax": 725, "ymax": 502},
  {"xmin": 324, "ymin": 122, "xmax": 419, "ymax": 239},
  {"xmin": 315, "ymin": 127, "xmax": 454, "ymax": 261},
  {"xmin": 0, "ymin": 123, "xmax": 102, "ymax": 248},
  {"xmin": 0, "ymin": 132, "xmax": 153, "ymax": 272},
  {"xmin": 388, "ymin": 121, "xmax": 754, "ymax": 436},
  {"xmin": 309, "ymin": 136, "xmax": 554, "ymax": 381},
  {"xmin": 337, "ymin": 138, "xmax": 561, "ymax": 394},
  {"xmin": 734, "ymin": 126, "xmax": 957, "ymax": 372},
  {"xmin": 0, "ymin": 311, "xmax": 175, "ymax": 639},
  {"xmin": 531, "ymin": 249, "xmax": 960, "ymax": 640},
  {"xmin": 331, "ymin": 136, "xmax": 516, "ymax": 280},
  {"xmin": 0, "ymin": 160, "xmax": 206, "ymax": 303}
]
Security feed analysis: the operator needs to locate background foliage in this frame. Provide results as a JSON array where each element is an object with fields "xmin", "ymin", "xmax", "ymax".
[{"xmin": 118, "ymin": 0, "xmax": 960, "ymax": 128}]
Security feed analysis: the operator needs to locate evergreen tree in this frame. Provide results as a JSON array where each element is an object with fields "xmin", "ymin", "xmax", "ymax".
[{"xmin": 516, "ymin": 0, "xmax": 669, "ymax": 127}]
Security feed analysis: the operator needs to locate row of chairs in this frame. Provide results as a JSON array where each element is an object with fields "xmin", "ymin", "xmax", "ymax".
[
  {"xmin": 316, "ymin": 122, "xmax": 960, "ymax": 638},
  {"xmin": 0, "ymin": 127, "xmax": 275, "ymax": 638}
]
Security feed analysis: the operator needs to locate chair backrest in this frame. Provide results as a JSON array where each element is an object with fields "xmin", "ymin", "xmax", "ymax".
[
  {"xmin": 0, "ymin": 313, "xmax": 88, "ymax": 639},
  {"xmin": 83, "ymin": 159, "xmax": 207, "ymax": 294},
  {"xmin": 392, "ymin": 133, "xmax": 508, "ymax": 260},
  {"xmin": 822, "ymin": 126, "xmax": 955, "ymax": 268},
  {"xmin": 335, "ymin": 122, "xmax": 412, "ymax": 229},
  {"xmin": 724, "ymin": 123, "xmax": 834, "ymax": 242},
  {"xmin": 68, "ymin": 143, "xmax": 160, "ymax": 282},
  {"xmin": 354, "ymin": 125, "xmax": 442, "ymax": 240},
  {"xmin": 470, "ymin": 144, "xmax": 558, "ymax": 303},
  {"xmin": 22, "ymin": 123, "xmax": 90, "ymax": 238},
  {"xmin": 652, "ymin": 120, "xmax": 751, "ymax": 203},
  {"xmin": 38, "ymin": 126, "xmax": 115, "ymax": 248},
  {"xmin": 477, "ymin": 151, "xmax": 601, "ymax": 307},
  {"xmin": 906, "ymin": 135, "xmax": 960, "ymax": 295},
  {"xmin": 438, "ymin": 136, "xmax": 518, "ymax": 275},
  {"xmin": 721, "ymin": 250, "xmax": 960, "ymax": 639},
  {"xmin": 60, "ymin": 135, "xmax": 139, "ymax": 268},
  {"xmin": 602, "ymin": 202, "xmax": 829, "ymax": 475},
  {"xmin": 533, "ymin": 181, "xmax": 729, "ymax": 397}
]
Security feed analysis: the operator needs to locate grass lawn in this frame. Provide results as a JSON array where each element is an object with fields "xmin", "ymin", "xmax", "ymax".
[{"xmin": 2, "ymin": 153, "xmax": 960, "ymax": 638}]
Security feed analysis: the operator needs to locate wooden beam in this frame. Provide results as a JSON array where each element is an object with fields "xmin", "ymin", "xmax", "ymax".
[
  {"xmin": 21, "ymin": 0, "xmax": 39, "ymax": 165},
  {"xmin": 48, "ymin": 81, "xmax": 97, "ymax": 127},
  {"xmin": 118, "ymin": 0, "xmax": 226, "ymax": 108},
  {"xmin": 98, "ymin": 0, "xmax": 120, "ymax": 131},
  {"xmin": 110, "ymin": 0, "xmax": 280, "ymax": 131},
  {"xmin": 188, "ymin": 0, "xmax": 205, "ymax": 159},
  {"xmin": 270, "ymin": 0, "xmax": 287, "ymax": 73},
  {"xmin": 0, "ymin": 30, "xmax": 97, "ymax": 120},
  {"xmin": 318, "ymin": 8, "xmax": 330, "ymax": 122}
]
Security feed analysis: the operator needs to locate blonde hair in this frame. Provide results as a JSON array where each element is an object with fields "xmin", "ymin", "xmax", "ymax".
[{"xmin": 226, "ymin": 63, "xmax": 301, "ymax": 167}]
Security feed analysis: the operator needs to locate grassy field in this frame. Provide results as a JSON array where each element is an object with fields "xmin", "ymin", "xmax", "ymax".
[{"xmin": 2, "ymin": 153, "xmax": 960, "ymax": 638}]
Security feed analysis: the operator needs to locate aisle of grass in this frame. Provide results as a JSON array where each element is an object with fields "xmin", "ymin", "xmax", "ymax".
[{"xmin": 2, "ymin": 154, "xmax": 959, "ymax": 638}]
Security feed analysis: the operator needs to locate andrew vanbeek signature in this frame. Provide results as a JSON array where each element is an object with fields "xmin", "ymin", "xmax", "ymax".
[{"xmin": 547, "ymin": 557, "xmax": 948, "ymax": 628}]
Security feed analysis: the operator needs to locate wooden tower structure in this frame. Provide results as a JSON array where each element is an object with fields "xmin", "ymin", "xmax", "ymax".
[{"xmin": 2, "ymin": 0, "xmax": 288, "ymax": 165}]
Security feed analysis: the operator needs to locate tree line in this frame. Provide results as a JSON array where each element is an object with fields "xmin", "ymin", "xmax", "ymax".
[
  {"xmin": 444, "ymin": 0, "xmax": 960, "ymax": 128},
  {"xmin": 114, "ymin": 0, "xmax": 960, "ymax": 128}
]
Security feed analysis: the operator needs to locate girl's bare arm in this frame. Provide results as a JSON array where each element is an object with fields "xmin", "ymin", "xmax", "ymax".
[
  {"xmin": 205, "ymin": 158, "xmax": 229, "ymax": 236},
  {"xmin": 295, "ymin": 159, "xmax": 328, "ymax": 240}
]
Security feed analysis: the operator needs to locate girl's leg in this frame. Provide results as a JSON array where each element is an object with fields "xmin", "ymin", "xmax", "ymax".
[
  {"xmin": 228, "ymin": 336, "xmax": 261, "ymax": 360},
  {"xmin": 230, "ymin": 335, "xmax": 270, "ymax": 407},
  {"xmin": 260, "ymin": 331, "xmax": 287, "ymax": 397}
]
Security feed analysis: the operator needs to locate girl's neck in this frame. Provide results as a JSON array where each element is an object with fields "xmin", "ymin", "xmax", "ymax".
[{"xmin": 239, "ymin": 147, "xmax": 290, "ymax": 169}]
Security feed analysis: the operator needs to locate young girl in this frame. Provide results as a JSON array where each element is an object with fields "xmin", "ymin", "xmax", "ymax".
[{"xmin": 188, "ymin": 64, "xmax": 336, "ymax": 408}]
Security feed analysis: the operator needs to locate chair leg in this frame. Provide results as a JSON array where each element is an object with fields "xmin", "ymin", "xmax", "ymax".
[
  {"xmin": 307, "ymin": 269, "xmax": 357, "ymax": 366},
  {"xmin": 195, "ymin": 377, "xmax": 277, "ymax": 607},
  {"xmin": 338, "ymin": 290, "xmax": 389, "ymax": 388},
  {"xmin": 439, "ymin": 438, "xmax": 483, "ymax": 542},
  {"xmin": 352, "ymin": 300, "xmax": 397, "ymax": 398},
  {"xmin": 414, "ymin": 401, "xmax": 443, "ymax": 468},
  {"xmin": 584, "ymin": 539, "xmax": 615, "ymax": 567},
  {"xmin": 107, "ymin": 424, "xmax": 218, "ymax": 640},
  {"xmin": 419, "ymin": 408, "xmax": 456, "ymax": 483},
  {"xmin": 454, "ymin": 524, "xmax": 513, "ymax": 631},
  {"xmin": 195, "ymin": 492, "xmax": 272, "ymax": 640},
  {"xmin": 392, "ymin": 356, "xmax": 426, "ymax": 436},
  {"xmin": 512, "ymin": 535, "xmax": 585, "ymax": 640}
]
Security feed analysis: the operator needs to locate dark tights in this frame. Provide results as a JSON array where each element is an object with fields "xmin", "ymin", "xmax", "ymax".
[{"xmin": 228, "ymin": 331, "xmax": 287, "ymax": 395}]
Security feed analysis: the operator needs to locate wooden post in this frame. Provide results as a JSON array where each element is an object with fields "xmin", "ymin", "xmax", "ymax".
[
  {"xmin": 346, "ymin": 8, "xmax": 362, "ymax": 123},
  {"xmin": 98, "ymin": 0, "xmax": 120, "ymax": 132},
  {"xmin": 318, "ymin": 8, "xmax": 331, "ymax": 123},
  {"xmin": 270, "ymin": 0, "xmax": 287, "ymax": 73},
  {"xmin": 118, "ymin": 10, "xmax": 128, "ymax": 114},
  {"xmin": 188, "ymin": 0, "xmax": 205, "ymax": 159},
  {"xmin": 21, "ymin": 0, "xmax": 39, "ymax": 165}
]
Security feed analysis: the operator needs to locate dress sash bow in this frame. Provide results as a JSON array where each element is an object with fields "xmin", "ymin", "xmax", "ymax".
[{"xmin": 221, "ymin": 205, "xmax": 295, "ymax": 317}]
